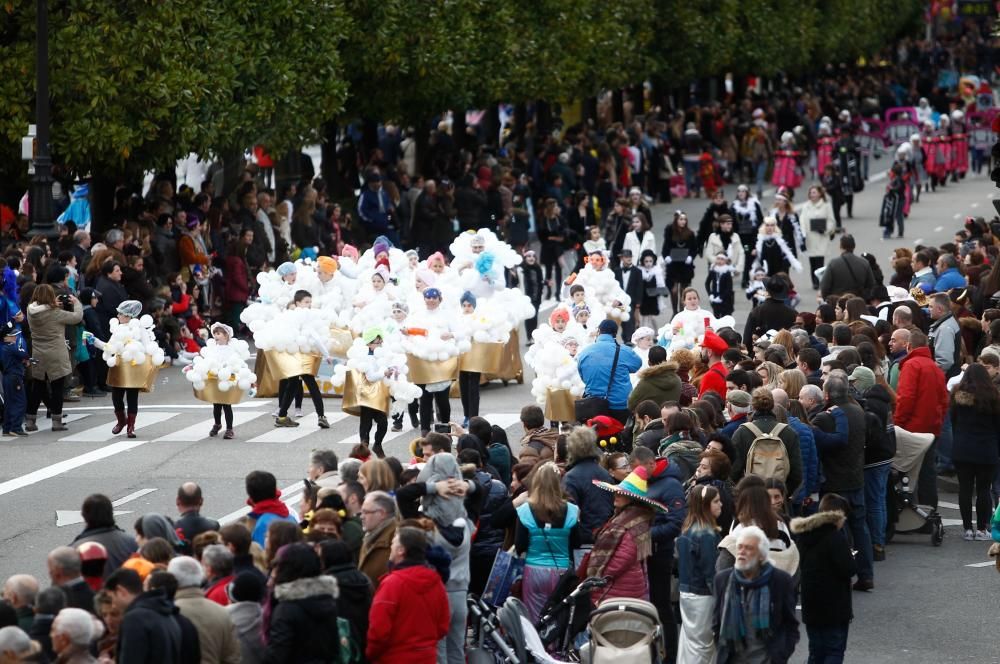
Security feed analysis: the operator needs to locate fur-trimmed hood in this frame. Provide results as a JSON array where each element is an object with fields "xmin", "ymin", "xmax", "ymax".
[
  {"xmin": 710, "ymin": 264, "xmax": 735, "ymax": 275},
  {"xmin": 790, "ymin": 510, "xmax": 845, "ymax": 535},
  {"xmin": 637, "ymin": 360, "xmax": 679, "ymax": 379},
  {"xmin": 273, "ymin": 574, "xmax": 339, "ymax": 602},
  {"xmin": 954, "ymin": 390, "xmax": 976, "ymax": 407}
]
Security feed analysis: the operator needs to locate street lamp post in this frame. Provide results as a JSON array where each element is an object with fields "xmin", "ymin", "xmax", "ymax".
[{"xmin": 28, "ymin": 0, "xmax": 56, "ymax": 238}]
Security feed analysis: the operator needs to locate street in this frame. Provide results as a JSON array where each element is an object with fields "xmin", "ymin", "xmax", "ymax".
[{"xmin": 1, "ymin": 164, "xmax": 998, "ymax": 662}]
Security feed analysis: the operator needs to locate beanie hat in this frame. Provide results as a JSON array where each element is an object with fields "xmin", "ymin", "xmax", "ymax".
[{"xmin": 597, "ymin": 319, "xmax": 618, "ymax": 336}]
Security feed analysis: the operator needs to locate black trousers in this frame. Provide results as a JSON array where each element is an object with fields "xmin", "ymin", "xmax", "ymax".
[
  {"xmin": 543, "ymin": 261, "xmax": 562, "ymax": 297},
  {"xmin": 359, "ymin": 406, "xmax": 388, "ymax": 445},
  {"xmin": 418, "ymin": 386, "xmax": 450, "ymax": 434},
  {"xmin": 213, "ymin": 404, "xmax": 234, "ymax": 428},
  {"xmin": 392, "ymin": 400, "xmax": 419, "ymax": 426},
  {"xmin": 955, "ymin": 461, "xmax": 996, "ymax": 530},
  {"xmin": 809, "ymin": 256, "xmax": 824, "ymax": 289},
  {"xmin": 278, "ymin": 375, "xmax": 324, "ymax": 417},
  {"xmin": 27, "ymin": 376, "xmax": 65, "ymax": 416},
  {"xmin": 459, "ymin": 371, "xmax": 480, "ymax": 418},
  {"xmin": 277, "ymin": 378, "xmax": 305, "ymax": 410},
  {"xmin": 111, "ymin": 387, "xmax": 139, "ymax": 413}
]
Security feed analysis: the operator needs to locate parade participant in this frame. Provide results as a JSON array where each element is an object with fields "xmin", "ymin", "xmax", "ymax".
[
  {"xmin": 662, "ymin": 211, "xmax": 698, "ymax": 315},
  {"xmin": 88, "ymin": 300, "xmax": 164, "ymax": 439},
  {"xmin": 458, "ymin": 291, "xmax": 482, "ymax": 427},
  {"xmin": 613, "ymin": 249, "xmax": 644, "ymax": 342},
  {"xmin": 772, "ymin": 132, "xmax": 803, "ymax": 191},
  {"xmin": 699, "ymin": 329, "xmax": 729, "ymax": 399},
  {"xmin": 637, "ymin": 250, "xmax": 664, "ymax": 328},
  {"xmin": 771, "ymin": 187, "xmax": 805, "ymax": 261},
  {"xmin": 697, "ymin": 188, "xmax": 730, "ymax": 255},
  {"xmin": 816, "ymin": 121, "xmax": 835, "ymax": 179},
  {"xmin": 24, "ymin": 284, "xmax": 83, "ymax": 433},
  {"xmin": 273, "ymin": 290, "xmax": 332, "ymax": 429},
  {"xmin": 407, "ymin": 287, "xmax": 463, "ymax": 435},
  {"xmin": 731, "ymin": 184, "xmax": 765, "ymax": 287},
  {"xmin": 706, "ymin": 252, "xmax": 736, "ymax": 318},
  {"xmin": 800, "ymin": 185, "xmax": 836, "ymax": 289},
  {"xmin": 1, "ymin": 320, "xmax": 28, "ymax": 436},
  {"xmin": 751, "ymin": 217, "xmax": 801, "ymax": 278},
  {"xmin": 623, "ymin": 214, "xmax": 656, "ymax": 260},
  {"xmin": 354, "ymin": 327, "xmax": 398, "ymax": 458},
  {"xmin": 666, "ymin": 287, "xmax": 715, "ymax": 349},
  {"xmin": 521, "ymin": 250, "xmax": 544, "ymax": 341},
  {"xmin": 703, "ymin": 214, "xmax": 744, "ymax": 275},
  {"xmin": 183, "ymin": 322, "xmax": 255, "ymax": 440}
]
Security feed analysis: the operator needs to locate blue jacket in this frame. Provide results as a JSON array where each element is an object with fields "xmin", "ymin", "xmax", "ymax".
[
  {"xmin": 562, "ymin": 457, "xmax": 614, "ymax": 544},
  {"xmin": 250, "ymin": 512, "xmax": 298, "ymax": 548},
  {"xmin": 645, "ymin": 463, "xmax": 687, "ymax": 562},
  {"xmin": 788, "ymin": 416, "xmax": 819, "ymax": 501},
  {"xmin": 576, "ymin": 334, "xmax": 642, "ymax": 410},
  {"xmin": 0, "ymin": 335, "xmax": 27, "ymax": 377},
  {"xmin": 930, "ymin": 267, "xmax": 966, "ymax": 293},
  {"xmin": 357, "ymin": 187, "xmax": 394, "ymax": 231},
  {"xmin": 677, "ymin": 526, "xmax": 721, "ymax": 595}
]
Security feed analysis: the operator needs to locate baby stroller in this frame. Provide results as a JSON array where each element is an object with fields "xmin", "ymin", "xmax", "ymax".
[
  {"xmin": 886, "ymin": 426, "xmax": 944, "ymax": 546},
  {"xmin": 578, "ymin": 597, "xmax": 664, "ymax": 664}
]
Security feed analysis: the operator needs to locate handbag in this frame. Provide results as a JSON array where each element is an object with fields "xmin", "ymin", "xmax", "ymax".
[
  {"xmin": 481, "ymin": 547, "xmax": 525, "ymax": 607},
  {"xmin": 574, "ymin": 343, "xmax": 621, "ymax": 422}
]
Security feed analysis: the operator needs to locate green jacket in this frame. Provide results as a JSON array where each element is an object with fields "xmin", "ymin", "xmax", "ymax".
[{"xmin": 627, "ymin": 361, "xmax": 682, "ymax": 411}]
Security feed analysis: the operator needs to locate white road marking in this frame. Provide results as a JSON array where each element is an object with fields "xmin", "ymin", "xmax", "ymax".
[
  {"xmin": 938, "ymin": 501, "xmax": 959, "ymax": 510},
  {"xmin": 966, "ymin": 561, "xmax": 996, "ymax": 568},
  {"xmin": 952, "ymin": 214, "xmax": 961, "ymax": 219},
  {"xmin": 63, "ymin": 402, "xmax": 273, "ymax": 412},
  {"xmin": 247, "ymin": 412, "xmax": 351, "ymax": 443},
  {"xmin": 30, "ymin": 414, "xmax": 90, "ymax": 432},
  {"xmin": 0, "ymin": 440, "xmax": 149, "ymax": 497},
  {"xmin": 59, "ymin": 412, "xmax": 179, "ymax": 442},
  {"xmin": 971, "ymin": 202, "xmax": 979, "ymax": 208},
  {"xmin": 941, "ymin": 518, "xmax": 963, "ymax": 527},
  {"xmin": 153, "ymin": 411, "xmax": 269, "ymax": 442},
  {"xmin": 55, "ymin": 489, "xmax": 158, "ymax": 527}
]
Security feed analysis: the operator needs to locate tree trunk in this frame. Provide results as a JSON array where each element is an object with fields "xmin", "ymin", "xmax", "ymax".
[
  {"xmin": 482, "ymin": 103, "xmax": 501, "ymax": 148},
  {"xmin": 536, "ymin": 100, "xmax": 552, "ymax": 139},
  {"xmin": 88, "ymin": 171, "xmax": 117, "ymax": 235},
  {"xmin": 513, "ymin": 103, "xmax": 527, "ymax": 144},
  {"xmin": 630, "ymin": 84, "xmax": 645, "ymax": 118},
  {"xmin": 452, "ymin": 108, "xmax": 468, "ymax": 154},
  {"xmin": 274, "ymin": 151, "xmax": 303, "ymax": 195},
  {"xmin": 582, "ymin": 96, "xmax": 598, "ymax": 126},
  {"xmin": 414, "ymin": 121, "xmax": 431, "ymax": 178},
  {"xmin": 612, "ymin": 89, "xmax": 625, "ymax": 124},
  {"xmin": 361, "ymin": 118, "xmax": 379, "ymax": 165},
  {"xmin": 321, "ymin": 121, "xmax": 340, "ymax": 193},
  {"xmin": 221, "ymin": 150, "xmax": 245, "ymax": 200}
]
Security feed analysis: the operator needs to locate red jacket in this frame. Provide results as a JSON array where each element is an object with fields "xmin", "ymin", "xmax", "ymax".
[
  {"xmin": 366, "ymin": 562, "xmax": 449, "ymax": 664},
  {"xmin": 894, "ymin": 346, "xmax": 948, "ymax": 436},
  {"xmin": 223, "ymin": 255, "xmax": 251, "ymax": 304},
  {"xmin": 699, "ymin": 362, "xmax": 728, "ymax": 399},
  {"xmin": 205, "ymin": 575, "xmax": 233, "ymax": 606}
]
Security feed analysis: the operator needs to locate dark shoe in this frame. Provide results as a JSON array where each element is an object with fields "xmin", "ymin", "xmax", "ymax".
[
  {"xmin": 410, "ymin": 415, "xmax": 419, "ymax": 429},
  {"xmin": 391, "ymin": 421, "xmax": 403, "ymax": 432},
  {"xmin": 372, "ymin": 442, "xmax": 385, "ymax": 459},
  {"xmin": 111, "ymin": 411, "xmax": 126, "ymax": 435},
  {"xmin": 223, "ymin": 429, "xmax": 234, "ymax": 439},
  {"xmin": 873, "ymin": 545, "xmax": 886, "ymax": 562},
  {"xmin": 853, "ymin": 579, "xmax": 874, "ymax": 592},
  {"xmin": 10, "ymin": 430, "xmax": 27, "ymax": 437},
  {"xmin": 274, "ymin": 416, "xmax": 299, "ymax": 428},
  {"xmin": 24, "ymin": 415, "xmax": 37, "ymax": 432},
  {"xmin": 51, "ymin": 414, "xmax": 67, "ymax": 432},
  {"xmin": 209, "ymin": 424, "xmax": 221, "ymax": 437},
  {"xmin": 317, "ymin": 415, "xmax": 330, "ymax": 429},
  {"xmin": 126, "ymin": 413, "xmax": 137, "ymax": 439}
]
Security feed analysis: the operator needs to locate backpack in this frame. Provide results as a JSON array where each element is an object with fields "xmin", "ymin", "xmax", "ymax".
[
  {"xmin": 864, "ymin": 410, "xmax": 897, "ymax": 465},
  {"xmin": 658, "ymin": 439, "xmax": 703, "ymax": 482},
  {"xmin": 742, "ymin": 421, "xmax": 790, "ymax": 482}
]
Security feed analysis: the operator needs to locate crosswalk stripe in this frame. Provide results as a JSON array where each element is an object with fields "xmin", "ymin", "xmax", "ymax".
[
  {"xmin": 336, "ymin": 423, "xmax": 420, "ymax": 448},
  {"xmin": 247, "ymin": 412, "xmax": 351, "ymax": 443},
  {"xmin": 59, "ymin": 412, "xmax": 179, "ymax": 442},
  {"xmin": 0, "ymin": 440, "xmax": 149, "ymax": 497},
  {"xmin": 153, "ymin": 411, "xmax": 270, "ymax": 442},
  {"xmin": 482, "ymin": 413, "xmax": 522, "ymax": 430},
  {"xmin": 29, "ymin": 414, "xmax": 90, "ymax": 433}
]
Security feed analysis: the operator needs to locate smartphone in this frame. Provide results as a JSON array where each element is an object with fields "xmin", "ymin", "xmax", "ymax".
[{"xmin": 433, "ymin": 423, "xmax": 451, "ymax": 434}]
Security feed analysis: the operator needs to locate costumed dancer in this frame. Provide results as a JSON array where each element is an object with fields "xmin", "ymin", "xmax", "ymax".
[
  {"xmin": 458, "ymin": 291, "xmax": 482, "ymax": 427},
  {"xmin": 388, "ymin": 302, "xmax": 420, "ymax": 431},
  {"xmin": 89, "ymin": 300, "xmax": 164, "ymax": 438},
  {"xmin": 909, "ymin": 133, "xmax": 926, "ymax": 201},
  {"xmin": 705, "ymin": 253, "xmax": 736, "ymax": 318},
  {"xmin": 771, "ymin": 187, "xmax": 805, "ymax": 261},
  {"xmin": 816, "ymin": 120, "xmax": 835, "ymax": 179},
  {"xmin": 751, "ymin": 216, "xmax": 802, "ymax": 277},
  {"xmin": 880, "ymin": 162, "xmax": 907, "ymax": 240},
  {"xmin": 1, "ymin": 321, "xmax": 28, "ymax": 436},
  {"xmin": 730, "ymin": 185, "xmax": 764, "ymax": 288},
  {"xmin": 938, "ymin": 114, "xmax": 954, "ymax": 184},
  {"xmin": 771, "ymin": 132, "xmax": 803, "ymax": 192},
  {"xmin": 637, "ymin": 250, "xmax": 665, "ymax": 329},
  {"xmin": 272, "ymin": 290, "xmax": 332, "ymax": 429},
  {"xmin": 950, "ymin": 110, "xmax": 969, "ymax": 181},
  {"xmin": 183, "ymin": 322, "xmax": 255, "ymax": 439},
  {"xmin": 662, "ymin": 211, "xmax": 697, "ymax": 315},
  {"xmin": 835, "ymin": 119, "xmax": 863, "ymax": 218},
  {"xmin": 923, "ymin": 121, "xmax": 943, "ymax": 191}
]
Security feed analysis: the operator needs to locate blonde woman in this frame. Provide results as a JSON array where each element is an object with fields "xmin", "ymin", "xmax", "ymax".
[
  {"xmin": 358, "ymin": 459, "xmax": 398, "ymax": 493},
  {"xmin": 514, "ymin": 461, "xmax": 580, "ymax": 622},
  {"xmin": 756, "ymin": 361, "xmax": 783, "ymax": 389},
  {"xmin": 778, "ymin": 368, "xmax": 807, "ymax": 402}
]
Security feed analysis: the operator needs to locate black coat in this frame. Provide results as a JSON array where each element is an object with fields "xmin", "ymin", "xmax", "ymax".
[
  {"xmin": 613, "ymin": 264, "xmax": 644, "ymax": 310},
  {"xmin": 713, "ymin": 565, "xmax": 799, "ymax": 664},
  {"xmin": 29, "ymin": 614, "xmax": 55, "ymax": 661},
  {"xmin": 61, "ymin": 578, "xmax": 95, "ymax": 613},
  {"xmin": 94, "ymin": 276, "xmax": 128, "ymax": 332},
  {"xmin": 562, "ymin": 458, "xmax": 614, "ymax": 544},
  {"xmin": 790, "ymin": 511, "xmax": 856, "ymax": 626},
  {"xmin": 743, "ymin": 298, "xmax": 797, "ymax": 344},
  {"xmin": 175, "ymin": 510, "xmax": 220, "ymax": 552},
  {"xmin": 454, "ymin": 185, "xmax": 488, "ymax": 231},
  {"xmin": 950, "ymin": 392, "xmax": 1000, "ymax": 465},
  {"xmin": 263, "ymin": 576, "xmax": 341, "ymax": 664},
  {"xmin": 327, "ymin": 563, "xmax": 372, "ymax": 661},
  {"xmin": 522, "ymin": 262, "xmax": 544, "ymax": 305},
  {"xmin": 117, "ymin": 591, "xmax": 184, "ymax": 664}
]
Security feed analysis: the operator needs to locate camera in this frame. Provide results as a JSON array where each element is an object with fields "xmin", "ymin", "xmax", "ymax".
[
  {"xmin": 433, "ymin": 423, "xmax": 451, "ymax": 434},
  {"xmin": 57, "ymin": 293, "xmax": 72, "ymax": 312}
]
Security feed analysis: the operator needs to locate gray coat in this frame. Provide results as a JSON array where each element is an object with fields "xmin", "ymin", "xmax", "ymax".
[{"xmin": 26, "ymin": 300, "xmax": 82, "ymax": 381}]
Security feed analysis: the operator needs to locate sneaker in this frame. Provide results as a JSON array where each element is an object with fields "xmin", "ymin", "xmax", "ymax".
[
  {"xmin": 964, "ymin": 529, "xmax": 975, "ymax": 541},
  {"xmin": 317, "ymin": 415, "xmax": 330, "ymax": 429},
  {"xmin": 10, "ymin": 430, "xmax": 28, "ymax": 437},
  {"xmin": 391, "ymin": 421, "xmax": 403, "ymax": 432},
  {"xmin": 294, "ymin": 408, "xmax": 304, "ymax": 418},
  {"xmin": 852, "ymin": 579, "xmax": 873, "ymax": 592},
  {"xmin": 976, "ymin": 530, "xmax": 992, "ymax": 541},
  {"xmin": 209, "ymin": 424, "xmax": 221, "ymax": 437},
  {"xmin": 223, "ymin": 429, "xmax": 234, "ymax": 439},
  {"xmin": 274, "ymin": 416, "xmax": 299, "ymax": 428},
  {"xmin": 271, "ymin": 407, "xmax": 280, "ymax": 417}
]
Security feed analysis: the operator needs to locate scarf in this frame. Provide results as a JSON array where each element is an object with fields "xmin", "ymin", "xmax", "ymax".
[
  {"xmin": 718, "ymin": 230, "xmax": 734, "ymax": 250},
  {"xmin": 247, "ymin": 496, "xmax": 289, "ymax": 519},
  {"xmin": 719, "ymin": 562, "xmax": 774, "ymax": 647},
  {"xmin": 587, "ymin": 504, "xmax": 653, "ymax": 578}
]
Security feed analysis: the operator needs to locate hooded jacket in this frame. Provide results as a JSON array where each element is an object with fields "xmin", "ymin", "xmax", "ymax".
[
  {"xmin": 26, "ymin": 300, "xmax": 83, "ymax": 381},
  {"xmin": 790, "ymin": 511, "xmax": 856, "ymax": 626},
  {"xmin": 627, "ymin": 361, "xmax": 682, "ymax": 411},
  {"xmin": 116, "ymin": 591, "xmax": 183, "ymax": 664},
  {"xmin": 226, "ymin": 602, "xmax": 263, "ymax": 664},
  {"xmin": 367, "ymin": 562, "xmax": 450, "ymax": 664},
  {"xmin": 327, "ymin": 562, "xmax": 373, "ymax": 660},
  {"xmin": 263, "ymin": 575, "xmax": 341, "ymax": 664},
  {"xmin": 562, "ymin": 457, "xmax": 614, "ymax": 543}
]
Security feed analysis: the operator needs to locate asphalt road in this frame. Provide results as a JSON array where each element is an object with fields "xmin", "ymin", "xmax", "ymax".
[{"xmin": 1, "ymin": 163, "xmax": 997, "ymax": 662}]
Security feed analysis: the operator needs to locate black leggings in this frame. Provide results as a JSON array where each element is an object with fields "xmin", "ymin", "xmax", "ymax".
[
  {"xmin": 955, "ymin": 461, "xmax": 996, "ymax": 530},
  {"xmin": 418, "ymin": 386, "xmax": 450, "ymax": 434},
  {"xmin": 809, "ymin": 256, "xmax": 825, "ymax": 288},
  {"xmin": 278, "ymin": 375, "xmax": 324, "ymax": 417},
  {"xmin": 213, "ymin": 404, "xmax": 234, "ymax": 428},
  {"xmin": 359, "ymin": 406, "xmax": 388, "ymax": 444},
  {"xmin": 111, "ymin": 387, "xmax": 139, "ymax": 413},
  {"xmin": 277, "ymin": 378, "xmax": 305, "ymax": 410},
  {"xmin": 459, "ymin": 371, "xmax": 480, "ymax": 418},
  {"xmin": 543, "ymin": 261, "xmax": 562, "ymax": 297},
  {"xmin": 392, "ymin": 400, "xmax": 419, "ymax": 425},
  {"xmin": 27, "ymin": 376, "xmax": 65, "ymax": 416}
]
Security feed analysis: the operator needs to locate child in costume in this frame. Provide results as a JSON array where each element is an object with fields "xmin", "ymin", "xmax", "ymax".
[
  {"xmin": 1, "ymin": 321, "xmax": 28, "ymax": 436},
  {"xmin": 183, "ymin": 322, "xmax": 255, "ymax": 439}
]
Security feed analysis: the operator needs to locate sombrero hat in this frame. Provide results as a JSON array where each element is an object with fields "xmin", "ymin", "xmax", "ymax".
[{"xmin": 592, "ymin": 466, "xmax": 669, "ymax": 512}]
